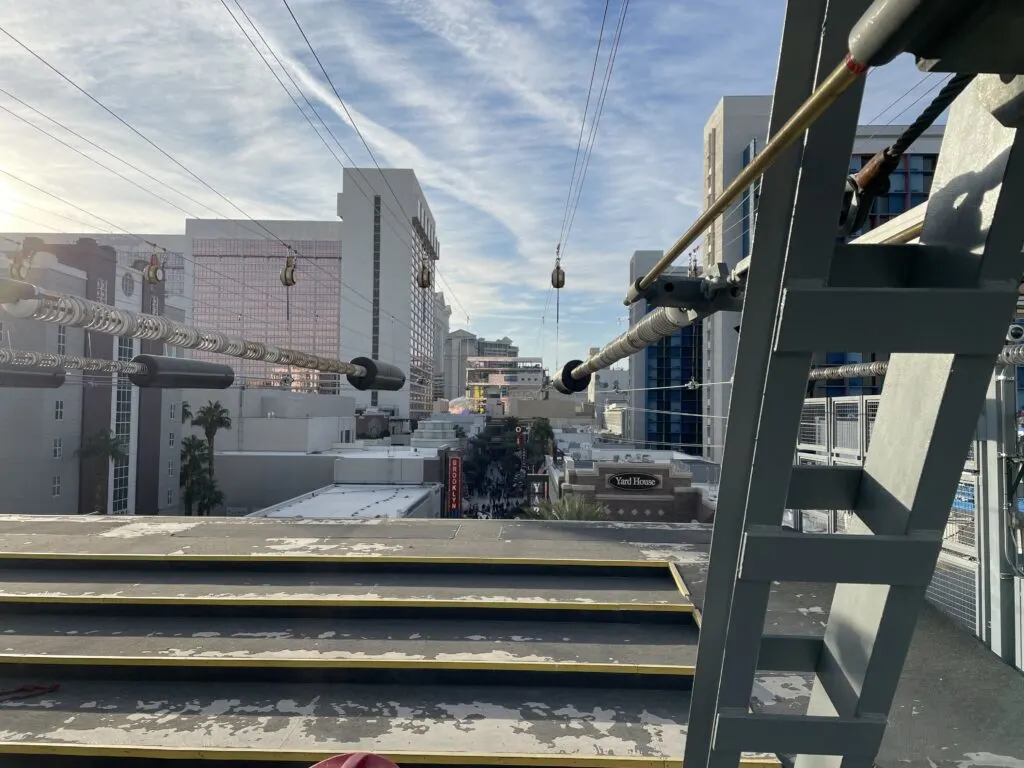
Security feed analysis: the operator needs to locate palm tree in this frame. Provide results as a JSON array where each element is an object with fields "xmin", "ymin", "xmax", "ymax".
[
  {"xmin": 194, "ymin": 473, "xmax": 225, "ymax": 516},
  {"xmin": 192, "ymin": 400, "xmax": 231, "ymax": 478},
  {"xmin": 75, "ymin": 429, "xmax": 128, "ymax": 514},
  {"xmin": 179, "ymin": 436, "xmax": 209, "ymax": 516},
  {"xmin": 521, "ymin": 494, "xmax": 607, "ymax": 521},
  {"xmin": 181, "ymin": 401, "xmax": 193, "ymax": 425}
]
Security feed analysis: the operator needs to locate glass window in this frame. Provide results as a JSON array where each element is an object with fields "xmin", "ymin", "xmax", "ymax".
[
  {"xmin": 909, "ymin": 172, "xmax": 925, "ymax": 193},
  {"xmin": 167, "ymin": 490, "xmax": 174, "ymax": 506},
  {"xmin": 52, "ymin": 475, "xmax": 61, "ymax": 497},
  {"xmin": 168, "ymin": 459, "xmax": 174, "ymax": 477},
  {"xmin": 889, "ymin": 173, "xmax": 906, "ymax": 193},
  {"xmin": 95, "ymin": 278, "xmax": 108, "ymax": 303},
  {"xmin": 889, "ymin": 196, "xmax": 907, "ymax": 214},
  {"xmin": 54, "ymin": 400, "xmax": 64, "ymax": 421},
  {"xmin": 169, "ymin": 432, "xmax": 175, "ymax": 447},
  {"xmin": 908, "ymin": 154, "xmax": 924, "ymax": 172},
  {"xmin": 53, "ymin": 437, "xmax": 62, "ymax": 459},
  {"xmin": 57, "ymin": 325, "xmax": 67, "ymax": 356},
  {"xmin": 170, "ymin": 402, "xmax": 176, "ymax": 421}
]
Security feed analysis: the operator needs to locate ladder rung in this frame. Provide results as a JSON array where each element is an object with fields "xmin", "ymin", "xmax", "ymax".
[
  {"xmin": 775, "ymin": 286, "xmax": 1013, "ymax": 354},
  {"xmin": 827, "ymin": 243, "xmax": 980, "ymax": 289},
  {"xmin": 787, "ymin": 465, "xmax": 861, "ymax": 510},
  {"xmin": 758, "ymin": 634, "xmax": 823, "ymax": 672},
  {"xmin": 739, "ymin": 526, "xmax": 941, "ymax": 585},
  {"xmin": 713, "ymin": 708, "xmax": 887, "ymax": 757}
]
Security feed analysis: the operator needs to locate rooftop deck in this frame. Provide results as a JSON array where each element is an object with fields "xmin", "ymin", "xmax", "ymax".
[{"xmin": 0, "ymin": 516, "xmax": 1019, "ymax": 767}]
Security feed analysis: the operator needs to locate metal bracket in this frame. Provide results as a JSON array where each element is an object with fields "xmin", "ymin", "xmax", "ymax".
[{"xmin": 640, "ymin": 269, "xmax": 744, "ymax": 313}]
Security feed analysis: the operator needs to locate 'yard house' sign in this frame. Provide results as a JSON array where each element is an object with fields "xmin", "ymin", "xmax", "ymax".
[{"xmin": 607, "ymin": 472, "xmax": 662, "ymax": 491}]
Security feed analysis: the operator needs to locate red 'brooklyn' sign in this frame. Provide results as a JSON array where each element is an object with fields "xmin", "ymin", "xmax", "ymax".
[{"xmin": 447, "ymin": 455, "xmax": 462, "ymax": 515}]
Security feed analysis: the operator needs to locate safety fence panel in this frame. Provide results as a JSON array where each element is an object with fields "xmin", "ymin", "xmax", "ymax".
[{"xmin": 798, "ymin": 400, "xmax": 828, "ymax": 455}]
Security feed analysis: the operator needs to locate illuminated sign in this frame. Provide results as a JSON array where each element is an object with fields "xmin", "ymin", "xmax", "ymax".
[
  {"xmin": 607, "ymin": 472, "xmax": 661, "ymax": 492},
  {"xmin": 447, "ymin": 454, "xmax": 463, "ymax": 516}
]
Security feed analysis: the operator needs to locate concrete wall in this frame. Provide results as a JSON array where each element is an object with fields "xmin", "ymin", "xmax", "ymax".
[
  {"xmin": 202, "ymin": 453, "xmax": 339, "ymax": 515},
  {"xmin": 405, "ymin": 485, "xmax": 443, "ymax": 518},
  {"xmin": 506, "ymin": 398, "xmax": 596, "ymax": 421},
  {"xmin": 333, "ymin": 455, "xmax": 431, "ymax": 485}
]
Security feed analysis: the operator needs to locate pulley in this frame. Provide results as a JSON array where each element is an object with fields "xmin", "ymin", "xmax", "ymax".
[
  {"xmin": 551, "ymin": 261, "xmax": 565, "ymax": 289},
  {"xmin": 8, "ymin": 240, "xmax": 35, "ymax": 281},
  {"xmin": 143, "ymin": 254, "xmax": 166, "ymax": 285},
  {"xmin": 280, "ymin": 254, "xmax": 297, "ymax": 287},
  {"xmin": 8, "ymin": 259, "xmax": 29, "ymax": 281},
  {"xmin": 418, "ymin": 263, "xmax": 433, "ymax": 289}
]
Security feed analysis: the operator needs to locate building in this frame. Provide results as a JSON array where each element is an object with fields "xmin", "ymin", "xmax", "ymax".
[
  {"xmin": 465, "ymin": 356, "xmax": 544, "ymax": 410},
  {"xmin": 248, "ymin": 482, "xmax": 442, "ymax": 520},
  {"xmin": 188, "ymin": 168, "xmax": 440, "ymax": 420},
  {"xmin": 585, "ymin": 353, "xmax": 628, "ymax": 430},
  {"xmin": 700, "ymin": 95, "xmax": 944, "ymax": 461},
  {"xmin": 0, "ymin": 237, "xmax": 186, "ymax": 516},
  {"xmin": 337, "ymin": 168, "xmax": 440, "ymax": 420},
  {"xmin": 604, "ymin": 403, "xmax": 625, "ymax": 436},
  {"xmin": 625, "ymin": 252, "xmax": 704, "ymax": 452},
  {"xmin": 410, "ymin": 419, "xmax": 462, "ymax": 449},
  {"xmin": 442, "ymin": 330, "xmax": 519, "ymax": 401},
  {"xmin": 559, "ymin": 453, "xmax": 712, "ymax": 523},
  {"xmin": 188, "ymin": 219, "xmax": 344, "ymax": 395},
  {"xmin": 433, "ymin": 292, "xmax": 451, "ymax": 402}
]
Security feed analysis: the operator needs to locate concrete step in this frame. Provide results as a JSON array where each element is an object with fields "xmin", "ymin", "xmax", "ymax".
[
  {"xmin": 0, "ymin": 676, "xmax": 777, "ymax": 767},
  {"xmin": 0, "ymin": 614, "xmax": 699, "ymax": 686},
  {"xmin": 0, "ymin": 567, "xmax": 693, "ymax": 620}
]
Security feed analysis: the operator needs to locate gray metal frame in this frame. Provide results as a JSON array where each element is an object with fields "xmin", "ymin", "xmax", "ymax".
[{"xmin": 684, "ymin": 2, "xmax": 1024, "ymax": 766}]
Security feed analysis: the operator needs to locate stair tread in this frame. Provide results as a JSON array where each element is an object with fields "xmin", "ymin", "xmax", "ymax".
[
  {"xmin": 0, "ymin": 569, "xmax": 689, "ymax": 609},
  {"xmin": 0, "ymin": 677, "xmax": 775, "ymax": 763},
  {"xmin": 0, "ymin": 615, "xmax": 699, "ymax": 669}
]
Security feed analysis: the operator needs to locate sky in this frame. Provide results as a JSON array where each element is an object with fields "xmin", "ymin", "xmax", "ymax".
[{"xmin": 0, "ymin": 0, "xmax": 932, "ymax": 371}]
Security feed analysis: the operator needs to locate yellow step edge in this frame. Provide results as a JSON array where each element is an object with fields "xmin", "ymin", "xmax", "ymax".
[
  {"xmin": 0, "ymin": 594, "xmax": 694, "ymax": 612},
  {"xmin": 0, "ymin": 653, "xmax": 696, "ymax": 676},
  {"xmin": 0, "ymin": 743, "xmax": 779, "ymax": 767},
  {"xmin": 667, "ymin": 562, "xmax": 689, "ymax": 598},
  {"xmin": 0, "ymin": 551, "xmax": 671, "ymax": 568}
]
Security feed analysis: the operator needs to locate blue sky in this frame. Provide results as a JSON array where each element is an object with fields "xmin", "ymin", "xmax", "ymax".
[{"xmin": 0, "ymin": 0, "xmax": 928, "ymax": 370}]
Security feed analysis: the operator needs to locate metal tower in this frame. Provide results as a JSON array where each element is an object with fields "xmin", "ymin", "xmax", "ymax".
[{"xmin": 682, "ymin": 1, "xmax": 1024, "ymax": 767}]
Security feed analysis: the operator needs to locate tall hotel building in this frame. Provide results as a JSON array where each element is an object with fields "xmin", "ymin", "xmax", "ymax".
[{"xmin": 189, "ymin": 168, "xmax": 440, "ymax": 419}]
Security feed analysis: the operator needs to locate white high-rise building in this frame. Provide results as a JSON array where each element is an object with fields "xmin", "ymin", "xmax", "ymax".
[
  {"xmin": 433, "ymin": 292, "xmax": 451, "ymax": 402},
  {"xmin": 337, "ymin": 168, "xmax": 440, "ymax": 419}
]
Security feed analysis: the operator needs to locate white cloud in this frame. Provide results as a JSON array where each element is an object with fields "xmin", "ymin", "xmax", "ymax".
[{"xmin": 0, "ymin": 0, "xmax": 950, "ymax": 367}]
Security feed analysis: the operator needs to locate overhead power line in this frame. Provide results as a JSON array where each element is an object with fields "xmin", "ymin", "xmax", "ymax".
[
  {"xmin": 556, "ymin": 0, "xmax": 611, "ymax": 251},
  {"xmin": 0, "ymin": 23, "xmax": 305, "ymax": 259},
  {"xmin": 560, "ymin": 0, "xmax": 630, "ymax": 260},
  {"xmin": 225, "ymin": 0, "xmax": 470, "ymax": 322}
]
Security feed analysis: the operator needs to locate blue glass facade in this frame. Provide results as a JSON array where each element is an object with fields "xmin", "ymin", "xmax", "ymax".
[{"xmin": 642, "ymin": 308, "xmax": 703, "ymax": 450}]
